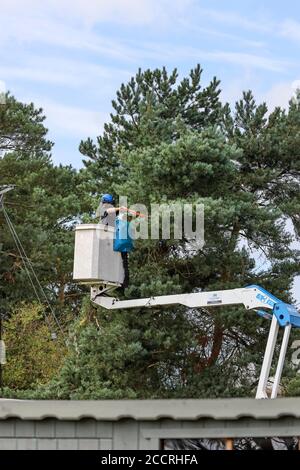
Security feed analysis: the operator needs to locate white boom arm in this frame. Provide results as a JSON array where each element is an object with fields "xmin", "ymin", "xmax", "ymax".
[
  {"xmin": 91, "ymin": 284, "xmax": 300, "ymax": 400},
  {"xmin": 92, "ymin": 285, "xmax": 274, "ymax": 312}
]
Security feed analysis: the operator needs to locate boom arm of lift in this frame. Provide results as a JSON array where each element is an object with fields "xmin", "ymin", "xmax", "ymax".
[{"xmin": 91, "ymin": 284, "xmax": 300, "ymax": 399}]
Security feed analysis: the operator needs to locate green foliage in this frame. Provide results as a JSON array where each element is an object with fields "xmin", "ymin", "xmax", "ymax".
[
  {"xmin": 0, "ymin": 92, "xmax": 52, "ymax": 156},
  {"xmin": 80, "ymin": 65, "xmax": 223, "ymax": 189},
  {"xmin": 2, "ymin": 303, "xmax": 67, "ymax": 389},
  {"xmin": 286, "ymin": 376, "xmax": 300, "ymax": 396}
]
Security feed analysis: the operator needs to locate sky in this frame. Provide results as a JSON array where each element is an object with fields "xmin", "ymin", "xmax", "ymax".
[
  {"xmin": 0, "ymin": 0, "xmax": 299, "ymax": 168},
  {"xmin": 0, "ymin": 0, "xmax": 299, "ymax": 299}
]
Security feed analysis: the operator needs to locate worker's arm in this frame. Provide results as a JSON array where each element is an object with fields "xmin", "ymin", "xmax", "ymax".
[{"xmin": 106, "ymin": 206, "xmax": 145, "ymax": 217}]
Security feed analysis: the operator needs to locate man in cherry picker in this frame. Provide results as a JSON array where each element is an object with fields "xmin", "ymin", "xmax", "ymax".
[{"xmin": 96, "ymin": 193, "xmax": 137, "ymax": 289}]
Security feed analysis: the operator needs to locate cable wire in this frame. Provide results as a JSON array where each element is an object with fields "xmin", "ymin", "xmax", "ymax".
[
  {"xmin": 2, "ymin": 207, "xmax": 65, "ymax": 336},
  {"xmin": 3, "ymin": 208, "xmax": 53, "ymax": 331}
]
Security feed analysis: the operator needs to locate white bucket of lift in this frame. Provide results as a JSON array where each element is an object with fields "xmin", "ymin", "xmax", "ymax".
[{"xmin": 73, "ymin": 224, "xmax": 124, "ymax": 286}]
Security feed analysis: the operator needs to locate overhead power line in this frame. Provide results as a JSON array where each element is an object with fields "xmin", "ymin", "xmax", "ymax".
[{"xmin": 1, "ymin": 189, "xmax": 65, "ymax": 338}]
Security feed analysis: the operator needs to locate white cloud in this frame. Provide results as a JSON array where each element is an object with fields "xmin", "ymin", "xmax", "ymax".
[
  {"xmin": 221, "ymin": 78, "xmax": 298, "ymax": 112},
  {"xmin": 203, "ymin": 51, "xmax": 287, "ymax": 72},
  {"xmin": 220, "ymin": 72, "xmax": 257, "ymax": 106},
  {"xmin": 0, "ymin": 1, "xmax": 291, "ymax": 74},
  {"xmin": 0, "ymin": 0, "xmax": 194, "ymax": 29},
  {"xmin": 197, "ymin": 8, "xmax": 274, "ymax": 33},
  {"xmin": 42, "ymin": 100, "xmax": 108, "ymax": 138},
  {"xmin": 0, "ymin": 2, "xmax": 151, "ymax": 66},
  {"xmin": 292, "ymin": 80, "xmax": 300, "ymax": 92},
  {"xmin": 0, "ymin": 58, "xmax": 131, "ymax": 88},
  {"xmin": 182, "ymin": 23, "xmax": 267, "ymax": 49},
  {"xmin": 0, "ymin": 65, "xmax": 76, "ymax": 87},
  {"xmin": 19, "ymin": 96, "xmax": 108, "ymax": 138},
  {"xmin": 223, "ymin": 80, "xmax": 299, "ymax": 111},
  {"xmin": 0, "ymin": 80, "xmax": 6, "ymax": 93},
  {"xmin": 0, "ymin": 15, "xmax": 141, "ymax": 62},
  {"xmin": 142, "ymin": 42, "xmax": 290, "ymax": 72},
  {"xmin": 280, "ymin": 19, "xmax": 300, "ymax": 42},
  {"xmin": 0, "ymin": 1, "xmax": 195, "ymax": 64},
  {"xmin": 1, "ymin": 0, "xmax": 296, "ymax": 58},
  {"xmin": 261, "ymin": 81, "xmax": 296, "ymax": 110}
]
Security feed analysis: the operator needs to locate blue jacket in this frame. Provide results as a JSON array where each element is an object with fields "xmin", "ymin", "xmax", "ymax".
[{"xmin": 113, "ymin": 217, "xmax": 134, "ymax": 253}]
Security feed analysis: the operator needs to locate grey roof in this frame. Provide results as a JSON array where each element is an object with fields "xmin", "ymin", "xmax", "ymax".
[{"xmin": 1, "ymin": 398, "xmax": 300, "ymax": 421}]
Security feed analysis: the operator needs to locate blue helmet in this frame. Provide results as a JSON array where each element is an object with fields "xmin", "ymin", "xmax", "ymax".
[{"xmin": 101, "ymin": 193, "xmax": 114, "ymax": 204}]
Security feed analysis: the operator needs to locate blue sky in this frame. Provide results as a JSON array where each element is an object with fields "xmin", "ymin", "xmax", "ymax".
[{"xmin": 0, "ymin": 0, "xmax": 299, "ymax": 168}]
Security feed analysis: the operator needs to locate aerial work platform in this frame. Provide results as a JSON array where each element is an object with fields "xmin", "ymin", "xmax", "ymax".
[{"xmin": 73, "ymin": 224, "xmax": 124, "ymax": 287}]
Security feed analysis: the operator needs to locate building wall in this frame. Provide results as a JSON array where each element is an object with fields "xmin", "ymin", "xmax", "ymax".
[
  {"xmin": 1, "ymin": 398, "xmax": 300, "ymax": 450},
  {"xmin": 1, "ymin": 416, "xmax": 300, "ymax": 450}
]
